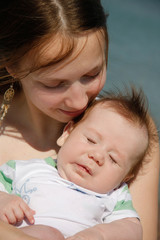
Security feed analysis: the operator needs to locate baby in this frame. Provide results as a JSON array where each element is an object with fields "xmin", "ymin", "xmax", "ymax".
[{"xmin": 0, "ymin": 88, "xmax": 155, "ymax": 240}]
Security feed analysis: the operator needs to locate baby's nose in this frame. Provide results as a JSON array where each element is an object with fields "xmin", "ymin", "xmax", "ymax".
[{"xmin": 88, "ymin": 151, "xmax": 104, "ymax": 166}]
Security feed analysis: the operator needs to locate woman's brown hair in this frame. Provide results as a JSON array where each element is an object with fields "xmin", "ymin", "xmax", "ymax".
[{"xmin": 0, "ymin": 0, "xmax": 108, "ymax": 92}]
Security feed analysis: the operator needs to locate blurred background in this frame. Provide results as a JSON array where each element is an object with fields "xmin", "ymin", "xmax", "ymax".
[{"xmin": 101, "ymin": 0, "xmax": 160, "ymax": 236}]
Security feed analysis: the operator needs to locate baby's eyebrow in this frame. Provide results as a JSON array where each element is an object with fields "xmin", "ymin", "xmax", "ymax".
[{"xmin": 86, "ymin": 128, "xmax": 102, "ymax": 140}]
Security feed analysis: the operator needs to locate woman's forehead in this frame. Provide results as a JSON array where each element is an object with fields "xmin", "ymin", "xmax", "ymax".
[{"xmin": 19, "ymin": 30, "xmax": 106, "ymax": 74}]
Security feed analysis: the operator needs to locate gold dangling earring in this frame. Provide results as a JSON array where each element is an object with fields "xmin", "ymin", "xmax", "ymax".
[{"xmin": 0, "ymin": 83, "xmax": 15, "ymax": 126}]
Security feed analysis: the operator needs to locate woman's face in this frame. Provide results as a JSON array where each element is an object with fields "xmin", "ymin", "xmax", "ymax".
[{"xmin": 19, "ymin": 31, "xmax": 107, "ymax": 123}]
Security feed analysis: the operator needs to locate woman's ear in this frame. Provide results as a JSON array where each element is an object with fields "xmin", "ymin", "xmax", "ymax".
[
  {"xmin": 5, "ymin": 66, "xmax": 16, "ymax": 78},
  {"xmin": 57, "ymin": 121, "xmax": 74, "ymax": 147}
]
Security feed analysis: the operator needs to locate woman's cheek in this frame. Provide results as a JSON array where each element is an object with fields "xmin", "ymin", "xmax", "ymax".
[
  {"xmin": 101, "ymin": 67, "xmax": 107, "ymax": 88},
  {"xmin": 94, "ymin": 71, "xmax": 107, "ymax": 95}
]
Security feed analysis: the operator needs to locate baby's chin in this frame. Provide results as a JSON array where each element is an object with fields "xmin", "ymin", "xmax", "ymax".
[
  {"xmin": 57, "ymin": 165, "xmax": 113, "ymax": 194},
  {"xmin": 57, "ymin": 168, "xmax": 68, "ymax": 180}
]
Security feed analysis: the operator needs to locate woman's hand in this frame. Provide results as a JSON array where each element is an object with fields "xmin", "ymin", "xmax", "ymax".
[{"xmin": 0, "ymin": 191, "xmax": 35, "ymax": 225}]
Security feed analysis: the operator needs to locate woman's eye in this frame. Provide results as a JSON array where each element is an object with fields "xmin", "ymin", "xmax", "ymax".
[
  {"xmin": 81, "ymin": 72, "xmax": 101, "ymax": 84},
  {"xmin": 43, "ymin": 81, "xmax": 66, "ymax": 89},
  {"xmin": 87, "ymin": 138, "xmax": 96, "ymax": 144},
  {"xmin": 89, "ymin": 71, "xmax": 100, "ymax": 79}
]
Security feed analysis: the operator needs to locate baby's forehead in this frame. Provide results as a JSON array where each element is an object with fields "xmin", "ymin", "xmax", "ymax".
[
  {"xmin": 84, "ymin": 102, "xmax": 148, "ymax": 134},
  {"xmin": 84, "ymin": 102, "xmax": 123, "ymax": 120}
]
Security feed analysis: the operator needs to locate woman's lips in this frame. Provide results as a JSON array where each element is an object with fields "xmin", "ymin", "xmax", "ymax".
[{"xmin": 59, "ymin": 107, "xmax": 87, "ymax": 117}]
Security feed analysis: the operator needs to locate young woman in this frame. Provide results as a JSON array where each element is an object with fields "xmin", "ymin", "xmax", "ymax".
[{"xmin": 0, "ymin": 1, "xmax": 159, "ymax": 240}]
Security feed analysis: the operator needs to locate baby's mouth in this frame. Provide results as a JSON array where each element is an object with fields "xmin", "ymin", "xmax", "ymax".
[{"xmin": 76, "ymin": 163, "xmax": 92, "ymax": 175}]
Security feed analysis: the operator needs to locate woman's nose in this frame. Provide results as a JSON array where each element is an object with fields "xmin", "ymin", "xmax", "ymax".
[
  {"xmin": 64, "ymin": 82, "xmax": 88, "ymax": 109},
  {"xmin": 88, "ymin": 150, "xmax": 105, "ymax": 166}
]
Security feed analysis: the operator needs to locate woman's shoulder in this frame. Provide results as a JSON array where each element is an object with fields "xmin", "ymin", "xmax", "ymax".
[{"xmin": 0, "ymin": 129, "xmax": 57, "ymax": 165}]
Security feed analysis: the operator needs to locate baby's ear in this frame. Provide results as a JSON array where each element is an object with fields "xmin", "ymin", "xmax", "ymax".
[
  {"xmin": 122, "ymin": 173, "xmax": 134, "ymax": 183},
  {"xmin": 57, "ymin": 121, "xmax": 74, "ymax": 146}
]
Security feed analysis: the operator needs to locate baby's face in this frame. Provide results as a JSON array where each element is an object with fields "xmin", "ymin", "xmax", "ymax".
[{"xmin": 57, "ymin": 105, "xmax": 148, "ymax": 193}]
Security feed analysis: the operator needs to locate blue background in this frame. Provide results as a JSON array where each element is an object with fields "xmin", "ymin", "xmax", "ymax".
[{"xmin": 101, "ymin": 0, "xmax": 160, "ymax": 130}]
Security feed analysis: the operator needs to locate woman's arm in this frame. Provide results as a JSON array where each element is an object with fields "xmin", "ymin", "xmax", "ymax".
[
  {"xmin": 0, "ymin": 220, "xmax": 65, "ymax": 240},
  {"xmin": 0, "ymin": 220, "xmax": 39, "ymax": 240},
  {"xmin": 129, "ymin": 119, "xmax": 160, "ymax": 240},
  {"xmin": 67, "ymin": 218, "xmax": 142, "ymax": 240}
]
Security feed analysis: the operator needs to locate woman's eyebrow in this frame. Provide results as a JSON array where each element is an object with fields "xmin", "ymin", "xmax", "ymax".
[
  {"xmin": 37, "ymin": 60, "xmax": 105, "ymax": 81},
  {"xmin": 85, "ymin": 61, "xmax": 105, "ymax": 75},
  {"xmin": 52, "ymin": 64, "xmax": 105, "ymax": 81}
]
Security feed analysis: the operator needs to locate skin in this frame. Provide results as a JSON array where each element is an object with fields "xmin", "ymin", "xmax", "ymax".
[
  {"xmin": 57, "ymin": 104, "xmax": 148, "ymax": 193},
  {"xmin": 21, "ymin": 225, "xmax": 65, "ymax": 240},
  {"xmin": 0, "ymin": 192, "xmax": 35, "ymax": 225},
  {"xmin": 18, "ymin": 33, "xmax": 106, "ymax": 124},
  {"xmin": 0, "ymin": 221, "xmax": 65, "ymax": 240},
  {"xmin": 129, "ymin": 125, "xmax": 160, "ymax": 240}
]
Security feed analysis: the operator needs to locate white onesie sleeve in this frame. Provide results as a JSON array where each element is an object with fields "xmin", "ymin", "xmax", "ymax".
[{"xmin": 0, "ymin": 160, "xmax": 16, "ymax": 193}]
